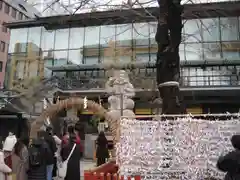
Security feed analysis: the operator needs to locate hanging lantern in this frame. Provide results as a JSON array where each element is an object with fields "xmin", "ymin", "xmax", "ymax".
[{"xmin": 84, "ymin": 96, "xmax": 87, "ymax": 109}]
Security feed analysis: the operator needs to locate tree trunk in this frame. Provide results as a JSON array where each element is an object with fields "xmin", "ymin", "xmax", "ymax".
[{"xmin": 155, "ymin": 0, "xmax": 185, "ymax": 114}]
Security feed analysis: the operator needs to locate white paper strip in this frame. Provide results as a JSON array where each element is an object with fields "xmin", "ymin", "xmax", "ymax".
[{"xmin": 117, "ymin": 117, "xmax": 240, "ymax": 180}]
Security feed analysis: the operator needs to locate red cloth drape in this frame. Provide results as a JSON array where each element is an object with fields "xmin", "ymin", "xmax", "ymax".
[
  {"xmin": 4, "ymin": 155, "xmax": 12, "ymax": 168},
  {"xmin": 4, "ymin": 155, "xmax": 12, "ymax": 180}
]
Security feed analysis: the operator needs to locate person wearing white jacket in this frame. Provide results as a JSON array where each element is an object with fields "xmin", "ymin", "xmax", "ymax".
[
  {"xmin": 53, "ymin": 134, "xmax": 62, "ymax": 179},
  {"xmin": 0, "ymin": 150, "xmax": 12, "ymax": 180},
  {"xmin": 3, "ymin": 132, "xmax": 17, "ymax": 172},
  {"xmin": 3, "ymin": 132, "xmax": 17, "ymax": 152}
]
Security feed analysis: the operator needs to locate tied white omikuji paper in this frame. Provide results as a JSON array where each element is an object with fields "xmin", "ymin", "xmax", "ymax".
[{"xmin": 116, "ymin": 117, "xmax": 240, "ymax": 180}]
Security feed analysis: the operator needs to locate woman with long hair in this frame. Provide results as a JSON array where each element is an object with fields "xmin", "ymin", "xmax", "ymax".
[
  {"xmin": 12, "ymin": 137, "xmax": 29, "ymax": 180},
  {"xmin": 60, "ymin": 134, "xmax": 81, "ymax": 180},
  {"xmin": 96, "ymin": 131, "xmax": 109, "ymax": 166},
  {"xmin": 62, "ymin": 125, "xmax": 83, "ymax": 155}
]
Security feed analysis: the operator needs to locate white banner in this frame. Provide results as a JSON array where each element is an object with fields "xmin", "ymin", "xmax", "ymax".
[{"xmin": 117, "ymin": 117, "xmax": 240, "ymax": 180}]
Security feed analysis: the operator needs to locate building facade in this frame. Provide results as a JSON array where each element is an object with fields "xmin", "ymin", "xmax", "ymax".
[
  {"xmin": 4, "ymin": 1, "xmax": 240, "ymax": 114},
  {"xmin": 0, "ymin": 0, "xmax": 40, "ymax": 88}
]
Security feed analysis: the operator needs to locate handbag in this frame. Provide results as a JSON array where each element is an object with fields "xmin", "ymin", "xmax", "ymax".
[{"xmin": 57, "ymin": 144, "xmax": 76, "ymax": 178}]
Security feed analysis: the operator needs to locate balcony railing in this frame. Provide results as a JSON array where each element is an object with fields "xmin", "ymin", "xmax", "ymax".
[{"xmin": 56, "ymin": 74, "xmax": 240, "ymax": 91}]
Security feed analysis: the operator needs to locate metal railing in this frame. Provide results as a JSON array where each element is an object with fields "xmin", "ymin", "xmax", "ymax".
[{"xmin": 55, "ymin": 74, "xmax": 240, "ymax": 90}]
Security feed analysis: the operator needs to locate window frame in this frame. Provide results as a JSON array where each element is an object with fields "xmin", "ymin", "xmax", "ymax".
[
  {"xmin": 18, "ymin": 12, "xmax": 23, "ymax": 20},
  {"xmin": 11, "ymin": 8, "xmax": 17, "ymax": 18},
  {"xmin": 0, "ymin": 61, "xmax": 3, "ymax": 72},
  {"xmin": 2, "ymin": 22, "xmax": 7, "ymax": 33},
  {"xmin": 4, "ymin": 3, "xmax": 10, "ymax": 14},
  {"xmin": 0, "ymin": 1, "xmax": 3, "ymax": 10},
  {"xmin": 0, "ymin": 41, "xmax": 5, "ymax": 52}
]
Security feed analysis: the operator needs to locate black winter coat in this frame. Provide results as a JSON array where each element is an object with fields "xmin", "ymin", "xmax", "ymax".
[
  {"xmin": 217, "ymin": 135, "xmax": 240, "ymax": 180},
  {"xmin": 44, "ymin": 134, "xmax": 57, "ymax": 165},
  {"xmin": 61, "ymin": 142, "xmax": 81, "ymax": 180},
  {"xmin": 27, "ymin": 139, "xmax": 47, "ymax": 180}
]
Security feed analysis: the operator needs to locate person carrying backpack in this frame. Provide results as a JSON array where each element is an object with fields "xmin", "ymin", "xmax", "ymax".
[
  {"xmin": 27, "ymin": 138, "xmax": 47, "ymax": 180},
  {"xmin": 45, "ymin": 127, "xmax": 57, "ymax": 180}
]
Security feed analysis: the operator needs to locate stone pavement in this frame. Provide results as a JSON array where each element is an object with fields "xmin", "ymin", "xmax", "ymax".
[{"xmin": 53, "ymin": 159, "xmax": 96, "ymax": 180}]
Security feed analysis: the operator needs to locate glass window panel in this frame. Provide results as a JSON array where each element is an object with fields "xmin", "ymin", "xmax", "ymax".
[
  {"xmin": 118, "ymin": 46, "xmax": 132, "ymax": 63},
  {"xmin": 84, "ymin": 56, "xmax": 99, "ymax": 65},
  {"xmin": 100, "ymin": 25, "xmax": 116, "ymax": 63},
  {"xmin": 43, "ymin": 51, "xmax": 54, "ymax": 62},
  {"xmin": 15, "ymin": 60, "xmax": 25, "ymax": 79},
  {"xmin": 55, "ymin": 29, "xmax": 69, "ymax": 50},
  {"xmin": 222, "ymin": 42, "xmax": 240, "ymax": 60},
  {"xmin": 220, "ymin": 17, "xmax": 239, "ymax": 41},
  {"xmin": 203, "ymin": 42, "xmax": 221, "ymax": 60},
  {"xmin": 28, "ymin": 61, "xmax": 38, "ymax": 77},
  {"xmin": 28, "ymin": 27, "xmax": 41, "ymax": 54},
  {"xmin": 136, "ymin": 53, "xmax": 149, "ymax": 62},
  {"xmin": 69, "ymin": 28, "xmax": 84, "ymax": 49},
  {"xmin": 202, "ymin": 18, "xmax": 220, "ymax": 42},
  {"xmin": 84, "ymin": 26, "xmax": 100, "ymax": 48},
  {"xmin": 100, "ymin": 53, "xmax": 113, "ymax": 64},
  {"xmin": 92, "ymin": 70, "xmax": 98, "ymax": 78},
  {"xmin": 53, "ymin": 72, "xmax": 66, "ymax": 78},
  {"xmin": 41, "ymin": 28, "xmax": 55, "ymax": 51},
  {"xmin": 67, "ymin": 71, "xmax": 80, "ymax": 79},
  {"xmin": 9, "ymin": 28, "xmax": 28, "ymax": 53},
  {"xmin": 53, "ymin": 50, "xmax": 68, "ymax": 66},
  {"xmin": 43, "ymin": 51, "xmax": 53, "ymax": 78},
  {"xmin": 183, "ymin": 19, "xmax": 202, "ymax": 42},
  {"xmin": 98, "ymin": 70, "xmax": 105, "ymax": 78},
  {"xmin": 119, "ymin": 56, "xmax": 131, "ymax": 63},
  {"xmin": 116, "ymin": 24, "xmax": 132, "ymax": 47},
  {"xmin": 179, "ymin": 43, "xmax": 185, "ymax": 61},
  {"xmin": 150, "ymin": 47, "xmax": 157, "ymax": 62},
  {"xmin": 185, "ymin": 43, "xmax": 203, "ymax": 61},
  {"xmin": 149, "ymin": 22, "xmax": 157, "ymax": 45},
  {"xmin": 68, "ymin": 49, "xmax": 83, "ymax": 65},
  {"xmin": 44, "ymin": 66, "xmax": 52, "ymax": 78},
  {"xmin": 133, "ymin": 23, "xmax": 149, "ymax": 46},
  {"xmin": 100, "ymin": 25, "xmax": 116, "ymax": 47}
]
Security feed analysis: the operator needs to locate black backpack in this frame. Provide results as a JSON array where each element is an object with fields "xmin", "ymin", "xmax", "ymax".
[{"xmin": 29, "ymin": 146, "xmax": 42, "ymax": 167}]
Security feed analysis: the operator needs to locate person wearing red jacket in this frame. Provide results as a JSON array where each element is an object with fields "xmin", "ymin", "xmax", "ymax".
[{"xmin": 62, "ymin": 126, "xmax": 83, "ymax": 157}]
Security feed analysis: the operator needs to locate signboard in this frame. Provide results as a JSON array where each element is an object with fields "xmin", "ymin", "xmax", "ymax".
[{"xmin": 117, "ymin": 117, "xmax": 240, "ymax": 179}]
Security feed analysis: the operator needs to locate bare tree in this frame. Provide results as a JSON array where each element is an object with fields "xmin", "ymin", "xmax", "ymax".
[
  {"xmin": 6, "ymin": 77, "xmax": 59, "ymax": 113},
  {"xmin": 155, "ymin": 0, "xmax": 185, "ymax": 114}
]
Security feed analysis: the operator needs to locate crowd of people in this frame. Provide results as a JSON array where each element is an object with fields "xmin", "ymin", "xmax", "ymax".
[{"xmin": 0, "ymin": 124, "xmax": 110, "ymax": 180}]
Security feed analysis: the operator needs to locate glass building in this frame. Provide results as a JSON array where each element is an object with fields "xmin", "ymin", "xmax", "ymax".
[
  {"xmin": 4, "ymin": 1, "xmax": 240, "ymax": 113},
  {"xmin": 6, "ymin": 17, "xmax": 240, "ymax": 86}
]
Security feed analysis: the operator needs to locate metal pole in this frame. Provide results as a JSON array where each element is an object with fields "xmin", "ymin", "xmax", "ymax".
[{"xmin": 120, "ymin": 93, "xmax": 123, "ymax": 116}]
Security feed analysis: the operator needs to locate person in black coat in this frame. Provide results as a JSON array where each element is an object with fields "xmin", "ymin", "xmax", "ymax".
[
  {"xmin": 27, "ymin": 138, "xmax": 48, "ymax": 180},
  {"xmin": 96, "ymin": 131, "xmax": 109, "ymax": 166},
  {"xmin": 61, "ymin": 134, "xmax": 81, "ymax": 180},
  {"xmin": 217, "ymin": 135, "xmax": 240, "ymax": 180}
]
